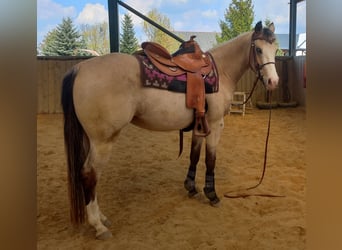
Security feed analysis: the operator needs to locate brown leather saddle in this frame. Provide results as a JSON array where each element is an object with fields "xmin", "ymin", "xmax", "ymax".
[{"xmin": 141, "ymin": 36, "xmax": 212, "ymax": 137}]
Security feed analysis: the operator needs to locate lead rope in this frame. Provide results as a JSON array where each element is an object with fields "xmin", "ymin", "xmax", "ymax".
[
  {"xmin": 224, "ymin": 91, "xmax": 285, "ymax": 198},
  {"xmin": 242, "ymin": 74, "xmax": 259, "ymax": 106}
]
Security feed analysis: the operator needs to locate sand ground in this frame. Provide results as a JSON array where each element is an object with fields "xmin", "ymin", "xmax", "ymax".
[{"xmin": 37, "ymin": 107, "xmax": 306, "ymax": 249}]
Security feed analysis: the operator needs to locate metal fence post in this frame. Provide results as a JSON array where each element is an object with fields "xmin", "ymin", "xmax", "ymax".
[{"xmin": 108, "ymin": 0, "xmax": 119, "ymax": 52}]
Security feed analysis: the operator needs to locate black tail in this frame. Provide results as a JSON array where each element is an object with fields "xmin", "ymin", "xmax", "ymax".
[{"xmin": 61, "ymin": 67, "xmax": 89, "ymax": 225}]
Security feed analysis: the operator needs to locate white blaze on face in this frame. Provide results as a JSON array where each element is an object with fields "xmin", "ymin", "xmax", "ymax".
[{"xmin": 254, "ymin": 39, "xmax": 279, "ymax": 91}]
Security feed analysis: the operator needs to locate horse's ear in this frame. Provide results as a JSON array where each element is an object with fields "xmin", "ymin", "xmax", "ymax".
[
  {"xmin": 268, "ymin": 22, "xmax": 275, "ymax": 33},
  {"xmin": 255, "ymin": 21, "xmax": 262, "ymax": 33}
]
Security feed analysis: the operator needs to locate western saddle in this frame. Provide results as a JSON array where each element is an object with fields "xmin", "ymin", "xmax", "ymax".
[{"xmin": 141, "ymin": 36, "xmax": 212, "ymax": 137}]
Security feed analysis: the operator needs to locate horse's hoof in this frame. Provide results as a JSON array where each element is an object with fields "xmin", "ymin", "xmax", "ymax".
[
  {"xmin": 210, "ymin": 198, "xmax": 221, "ymax": 207},
  {"xmin": 184, "ymin": 178, "xmax": 195, "ymax": 191},
  {"xmin": 102, "ymin": 219, "xmax": 112, "ymax": 227},
  {"xmin": 188, "ymin": 189, "xmax": 199, "ymax": 198},
  {"xmin": 96, "ymin": 230, "xmax": 112, "ymax": 240},
  {"xmin": 203, "ymin": 187, "xmax": 220, "ymax": 206}
]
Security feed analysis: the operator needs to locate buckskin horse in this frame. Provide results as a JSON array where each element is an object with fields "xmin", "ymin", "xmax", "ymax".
[{"xmin": 61, "ymin": 21, "xmax": 279, "ymax": 239}]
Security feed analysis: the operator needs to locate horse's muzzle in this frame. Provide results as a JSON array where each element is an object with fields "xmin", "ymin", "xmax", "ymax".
[{"xmin": 265, "ymin": 76, "xmax": 279, "ymax": 91}]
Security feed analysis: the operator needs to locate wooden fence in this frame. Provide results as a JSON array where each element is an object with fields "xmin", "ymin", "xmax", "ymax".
[
  {"xmin": 37, "ymin": 56, "xmax": 306, "ymax": 114},
  {"xmin": 234, "ymin": 56, "xmax": 306, "ymax": 107},
  {"xmin": 37, "ymin": 56, "xmax": 92, "ymax": 113}
]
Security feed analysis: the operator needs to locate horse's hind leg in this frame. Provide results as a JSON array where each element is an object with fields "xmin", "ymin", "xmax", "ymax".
[
  {"xmin": 82, "ymin": 141, "xmax": 113, "ymax": 240},
  {"xmin": 184, "ymin": 134, "xmax": 204, "ymax": 197}
]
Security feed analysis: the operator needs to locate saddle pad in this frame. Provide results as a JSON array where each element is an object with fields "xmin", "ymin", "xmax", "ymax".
[{"xmin": 135, "ymin": 53, "xmax": 219, "ymax": 94}]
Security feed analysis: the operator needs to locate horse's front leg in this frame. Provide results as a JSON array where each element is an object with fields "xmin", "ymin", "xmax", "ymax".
[
  {"xmin": 184, "ymin": 133, "xmax": 204, "ymax": 197},
  {"xmin": 203, "ymin": 118, "xmax": 224, "ymax": 205}
]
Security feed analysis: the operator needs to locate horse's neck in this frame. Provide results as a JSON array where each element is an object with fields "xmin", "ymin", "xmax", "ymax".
[{"xmin": 210, "ymin": 32, "xmax": 252, "ymax": 84}]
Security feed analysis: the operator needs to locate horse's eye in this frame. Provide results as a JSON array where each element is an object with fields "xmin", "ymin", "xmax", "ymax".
[{"xmin": 256, "ymin": 47, "xmax": 262, "ymax": 54}]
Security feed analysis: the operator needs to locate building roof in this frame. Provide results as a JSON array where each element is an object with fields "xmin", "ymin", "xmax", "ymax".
[
  {"xmin": 275, "ymin": 33, "xmax": 306, "ymax": 55},
  {"xmin": 174, "ymin": 31, "xmax": 220, "ymax": 51}
]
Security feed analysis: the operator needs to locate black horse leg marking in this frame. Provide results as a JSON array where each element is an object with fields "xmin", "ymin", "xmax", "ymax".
[
  {"xmin": 184, "ymin": 136, "xmax": 203, "ymax": 197},
  {"xmin": 203, "ymin": 146, "xmax": 220, "ymax": 205}
]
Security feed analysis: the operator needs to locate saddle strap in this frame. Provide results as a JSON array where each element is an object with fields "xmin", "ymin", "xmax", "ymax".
[
  {"xmin": 186, "ymin": 72, "xmax": 205, "ymax": 112},
  {"xmin": 186, "ymin": 72, "xmax": 210, "ymax": 137}
]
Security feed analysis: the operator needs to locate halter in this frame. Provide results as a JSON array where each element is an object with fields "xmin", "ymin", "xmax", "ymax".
[
  {"xmin": 244, "ymin": 32, "xmax": 276, "ymax": 105},
  {"xmin": 249, "ymin": 31, "xmax": 276, "ymax": 74}
]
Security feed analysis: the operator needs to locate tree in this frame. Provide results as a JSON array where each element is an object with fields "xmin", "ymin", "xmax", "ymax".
[
  {"xmin": 143, "ymin": 8, "xmax": 180, "ymax": 52},
  {"xmin": 39, "ymin": 17, "xmax": 88, "ymax": 56},
  {"xmin": 55, "ymin": 17, "xmax": 87, "ymax": 56},
  {"xmin": 119, "ymin": 14, "xmax": 139, "ymax": 54},
  {"xmin": 216, "ymin": 0, "xmax": 254, "ymax": 43},
  {"xmin": 39, "ymin": 28, "xmax": 59, "ymax": 56},
  {"xmin": 79, "ymin": 22, "xmax": 110, "ymax": 55}
]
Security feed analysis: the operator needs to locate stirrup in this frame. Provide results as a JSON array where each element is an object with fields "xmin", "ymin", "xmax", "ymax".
[{"xmin": 193, "ymin": 113, "xmax": 210, "ymax": 137}]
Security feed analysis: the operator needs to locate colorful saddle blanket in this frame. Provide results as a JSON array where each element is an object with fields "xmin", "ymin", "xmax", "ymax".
[{"xmin": 135, "ymin": 53, "xmax": 219, "ymax": 94}]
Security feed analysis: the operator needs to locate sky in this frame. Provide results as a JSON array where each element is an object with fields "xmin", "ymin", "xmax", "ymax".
[{"xmin": 37, "ymin": 0, "xmax": 306, "ymax": 46}]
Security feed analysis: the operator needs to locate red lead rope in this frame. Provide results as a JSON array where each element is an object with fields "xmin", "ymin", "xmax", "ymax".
[{"xmin": 224, "ymin": 91, "xmax": 285, "ymax": 198}]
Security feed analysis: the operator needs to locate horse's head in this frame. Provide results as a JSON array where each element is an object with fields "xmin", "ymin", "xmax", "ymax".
[{"xmin": 250, "ymin": 21, "xmax": 279, "ymax": 91}]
